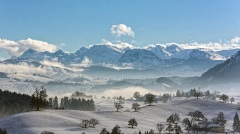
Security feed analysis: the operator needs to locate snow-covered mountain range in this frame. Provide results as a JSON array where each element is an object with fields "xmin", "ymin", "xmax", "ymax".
[
  {"xmin": 17, "ymin": 43, "xmax": 235, "ymax": 66},
  {"xmin": 0, "ymin": 43, "xmax": 239, "ymax": 78}
]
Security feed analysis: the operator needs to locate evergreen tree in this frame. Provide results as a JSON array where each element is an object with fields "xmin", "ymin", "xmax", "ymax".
[
  {"xmin": 60, "ymin": 98, "xmax": 64, "ymax": 108},
  {"xmin": 190, "ymin": 89, "xmax": 196, "ymax": 96},
  {"xmin": 53, "ymin": 96, "xmax": 58, "ymax": 109},
  {"xmin": 213, "ymin": 112, "xmax": 226, "ymax": 126},
  {"xmin": 176, "ymin": 90, "xmax": 181, "ymax": 97},
  {"xmin": 111, "ymin": 125, "xmax": 122, "ymax": 134},
  {"xmin": 48, "ymin": 98, "xmax": 53, "ymax": 109},
  {"xmin": 63, "ymin": 96, "xmax": 69, "ymax": 109},
  {"xmin": 100, "ymin": 128, "xmax": 110, "ymax": 134},
  {"xmin": 233, "ymin": 113, "xmax": 240, "ymax": 132}
]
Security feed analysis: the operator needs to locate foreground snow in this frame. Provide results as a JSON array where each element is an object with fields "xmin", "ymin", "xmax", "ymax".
[{"xmin": 0, "ymin": 99, "xmax": 238, "ymax": 134}]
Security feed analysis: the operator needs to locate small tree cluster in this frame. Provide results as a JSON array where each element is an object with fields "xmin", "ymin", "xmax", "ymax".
[
  {"xmin": 81, "ymin": 118, "xmax": 99, "ymax": 128},
  {"xmin": 116, "ymin": 96, "xmax": 125, "ymax": 100},
  {"xmin": 41, "ymin": 131, "xmax": 54, "ymax": 134},
  {"xmin": 175, "ymin": 89, "xmax": 213, "ymax": 99}
]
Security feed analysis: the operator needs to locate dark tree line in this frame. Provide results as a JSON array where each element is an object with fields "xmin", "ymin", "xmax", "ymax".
[
  {"xmin": 46, "ymin": 96, "xmax": 95, "ymax": 111},
  {"xmin": 0, "ymin": 89, "xmax": 32, "ymax": 118},
  {"xmin": 175, "ymin": 89, "xmax": 215, "ymax": 99}
]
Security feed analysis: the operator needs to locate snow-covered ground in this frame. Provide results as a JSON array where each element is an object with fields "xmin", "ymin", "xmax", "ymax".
[{"xmin": 0, "ymin": 98, "xmax": 239, "ymax": 134}]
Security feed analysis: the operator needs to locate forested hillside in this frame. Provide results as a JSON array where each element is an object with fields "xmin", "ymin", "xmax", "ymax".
[{"xmin": 0, "ymin": 89, "xmax": 32, "ymax": 118}]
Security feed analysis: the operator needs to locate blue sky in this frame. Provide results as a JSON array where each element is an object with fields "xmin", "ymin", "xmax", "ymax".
[{"xmin": 0, "ymin": 0, "xmax": 240, "ymax": 53}]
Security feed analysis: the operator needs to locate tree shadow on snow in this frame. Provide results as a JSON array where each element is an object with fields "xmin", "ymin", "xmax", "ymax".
[{"xmin": 65, "ymin": 127, "xmax": 86, "ymax": 131}]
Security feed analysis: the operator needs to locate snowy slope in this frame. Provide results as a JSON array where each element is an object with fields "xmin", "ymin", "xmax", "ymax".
[
  {"xmin": 0, "ymin": 99, "xmax": 238, "ymax": 134},
  {"xmin": 191, "ymin": 50, "xmax": 240, "ymax": 86}
]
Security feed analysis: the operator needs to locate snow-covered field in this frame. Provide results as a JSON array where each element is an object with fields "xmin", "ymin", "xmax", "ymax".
[{"xmin": 0, "ymin": 98, "xmax": 239, "ymax": 134}]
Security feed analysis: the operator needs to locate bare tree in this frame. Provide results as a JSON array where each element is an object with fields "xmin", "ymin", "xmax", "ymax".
[
  {"xmin": 156, "ymin": 123, "xmax": 164, "ymax": 133},
  {"xmin": 132, "ymin": 102, "xmax": 140, "ymax": 112},
  {"xmin": 31, "ymin": 86, "xmax": 48, "ymax": 111},
  {"xmin": 144, "ymin": 93, "xmax": 157, "ymax": 106},
  {"xmin": 89, "ymin": 118, "xmax": 99, "ymax": 127},
  {"xmin": 114, "ymin": 102, "xmax": 123, "ymax": 112},
  {"xmin": 128, "ymin": 118, "xmax": 138, "ymax": 128}
]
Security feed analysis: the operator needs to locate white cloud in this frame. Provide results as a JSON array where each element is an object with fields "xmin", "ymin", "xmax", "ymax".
[
  {"xmin": 0, "ymin": 63, "xmax": 54, "ymax": 75},
  {"xmin": 147, "ymin": 37, "xmax": 240, "ymax": 51},
  {"xmin": 230, "ymin": 37, "xmax": 240, "ymax": 44},
  {"xmin": 0, "ymin": 38, "xmax": 57, "ymax": 57},
  {"xmin": 71, "ymin": 56, "xmax": 92, "ymax": 68},
  {"xmin": 99, "ymin": 86, "xmax": 160, "ymax": 99},
  {"xmin": 101, "ymin": 39, "xmax": 135, "ymax": 50},
  {"xmin": 110, "ymin": 24, "xmax": 135, "ymax": 37}
]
